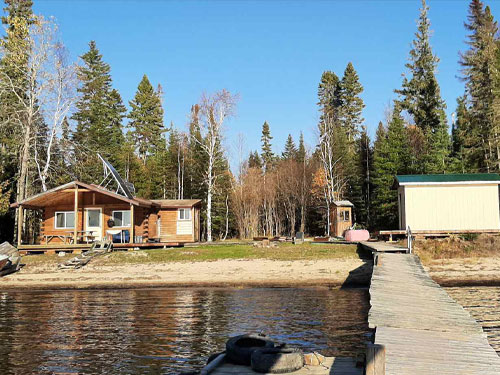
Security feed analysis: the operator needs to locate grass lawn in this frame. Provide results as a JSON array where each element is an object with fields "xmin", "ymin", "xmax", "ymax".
[{"xmin": 21, "ymin": 242, "xmax": 359, "ymax": 266}]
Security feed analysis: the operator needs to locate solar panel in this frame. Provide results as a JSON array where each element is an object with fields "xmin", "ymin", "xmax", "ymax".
[{"xmin": 98, "ymin": 154, "xmax": 135, "ymax": 199}]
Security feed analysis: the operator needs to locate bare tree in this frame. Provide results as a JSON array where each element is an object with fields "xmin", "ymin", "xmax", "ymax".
[
  {"xmin": 195, "ymin": 89, "xmax": 237, "ymax": 242},
  {"xmin": 317, "ymin": 114, "xmax": 348, "ymax": 235},
  {"xmin": 0, "ymin": 17, "xmax": 77, "ymax": 193}
]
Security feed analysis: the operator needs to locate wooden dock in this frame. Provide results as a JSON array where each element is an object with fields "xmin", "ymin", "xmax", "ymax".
[
  {"xmin": 210, "ymin": 357, "xmax": 362, "ymax": 374},
  {"xmin": 369, "ymin": 253, "xmax": 500, "ymax": 374},
  {"xmin": 360, "ymin": 241, "xmax": 407, "ymax": 253}
]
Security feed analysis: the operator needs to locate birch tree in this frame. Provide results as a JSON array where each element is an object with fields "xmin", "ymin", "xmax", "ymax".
[
  {"xmin": 317, "ymin": 114, "xmax": 348, "ymax": 235},
  {"xmin": 195, "ymin": 89, "xmax": 237, "ymax": 242}
]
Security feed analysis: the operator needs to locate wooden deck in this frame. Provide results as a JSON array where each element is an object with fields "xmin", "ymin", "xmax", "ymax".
[
  {"xmin": 211, "ymin": 357, "xmax": 362, "ymax": 374},
  {"xmin": 369, "ymin": 253, "xmax": 500, "ymax": 374},
  {"xmin": 18, "ymin": 242, "xmax": 183, "ymax": 254}
]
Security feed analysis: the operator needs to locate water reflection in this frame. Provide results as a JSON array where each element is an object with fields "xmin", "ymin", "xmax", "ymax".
[
  {"xmin": 0, "ymin": 288, "xmax": 371, "ymax": 374},
  {"xmin": 446, "ymin": 287, "xmax": 500, "ymax": 355}
]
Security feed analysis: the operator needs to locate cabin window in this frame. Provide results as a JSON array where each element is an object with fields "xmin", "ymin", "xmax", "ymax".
[
  {"xmin": 178, "ymin": 208, "xmax": 191, "ymax": 221},
  {"xmin": 112, "ymin": 210, "xmax": 131, "ymax": 227},
  {"xmin": 55, "ymin": 211, "xmax": 75, "ymax": 229}
]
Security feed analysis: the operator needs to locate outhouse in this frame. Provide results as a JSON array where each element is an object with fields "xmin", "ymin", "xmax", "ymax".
[{"xmin": 330, "ymin": 200, "xmax": 353, "ymax": 237}]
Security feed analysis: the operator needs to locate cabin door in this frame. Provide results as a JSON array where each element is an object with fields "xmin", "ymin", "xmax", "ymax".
[{"xmin": 85, "ymin": 208, "xmax": 102, "ymax": 242}]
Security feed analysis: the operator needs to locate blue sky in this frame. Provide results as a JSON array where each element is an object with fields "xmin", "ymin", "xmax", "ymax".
[{"xmin": 30, "ymin": 0, "xmax": 499, "ymax": 164}]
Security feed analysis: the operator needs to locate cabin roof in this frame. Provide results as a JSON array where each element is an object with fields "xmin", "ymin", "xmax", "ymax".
[
  {"xmin": 11, "ymin": 181, "xmax": 152, "ymax": 209},
  {"xmin": 11, "ymin": 181, "xmax": 202, "ymax": 209},
  {"xmin": 333, "ymin": 200, "xmax": 354, "ymax": 207},
  {"xmin": 395, "ymin": 173, "xmax": 500, "ymax": 187},
  {"xmin": 151, "ymin": 199, "xmax": 202, "ymax": 208}
]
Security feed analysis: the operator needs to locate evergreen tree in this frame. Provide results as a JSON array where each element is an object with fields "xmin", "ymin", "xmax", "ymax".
[
  {"xmin": 460, "ymin": 0, "xmax": 500, "ymax": 172},
  {"xmin": 450, "ymin": 96, "xmax": 469, "ymax": 172},
  {"xmin": 128, "ymin": 74, "xmax": 165, "ymax": 164},
  {"xmin": 297, "ymin": 132, "xmax": 306, "ymax": 163},
  {"xmin": 248, "ymin": 151, "xmax": 262, "ymax": 169},
  {"xmin": 372, "ymin": 107, "xmax": 410, "ymax": 229},
  {"xmin": 396, "ymin": 0, "xmax": 449, "ymax": 173},
  {"xmin": 351, "ymin": 126, "xmax": 372, "ymax": 227},
  {"xmin": 261, "ymin": 121, "xmax": 274, "ymax": 171},
  {"xmin": 282, "ymin": 134, "xmax": 297, "ymax": 160},
  {"xmin": 72, "ymin": 41, "xmax": 126, "ymax": 183},
  {"xmin": 339, "ymin": 62, "xmax": 365, "ymax": 143},
  {"xmin": 317, "ymin": 70, "xmax": 342, "ymax": 120}
]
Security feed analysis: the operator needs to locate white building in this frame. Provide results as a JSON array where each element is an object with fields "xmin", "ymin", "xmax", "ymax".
[{"xmin": 395, "ymin": 174, "xmax": 500, "ymax": 232}]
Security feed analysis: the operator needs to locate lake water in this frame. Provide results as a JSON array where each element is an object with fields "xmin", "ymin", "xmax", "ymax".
[
  {"xmin": 0, "ymin": 287, "xmax": 371, "ymax": 374},
  {"xmin": 446, "ymin": 286, "xmax": 500, "ymax": 355}
]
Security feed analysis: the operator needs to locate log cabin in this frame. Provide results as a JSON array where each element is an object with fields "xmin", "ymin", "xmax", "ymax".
[{"xmin": 11, "ymin": 181, "xmax": 202, "ymax": 254}]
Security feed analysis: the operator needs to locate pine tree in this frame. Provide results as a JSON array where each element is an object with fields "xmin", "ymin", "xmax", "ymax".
[
  {"xmin": 72, "ymin": 41, "xmax": 126, "ymax": 183},
  {"xmin": 282, "ymin": 134, "xmax": 297, "ymax": 160},
  {"xmin": 261, "ymin": 121, "xmax": 274, "ymax": 171},
  {"xmin": 396, "ymin": 0, "xmax": 449, "ymax": 174},
  {"xmin": 297, "ymin": 132, "xmax": 306, "ymax": 163},
  {"xmin": 372, "ymin": 107, "xmax": 410, "ymax": 229},
  {"xmin": 339, "ymin": 62, "xmax": 365, "ymax": 143},
  {"xmin": 460, "ymin": 0, "xmax": 500, "ymax": 172},
  {"xmin": 450, "ymin": 96, "xmax": 469, "ymax": 173},
  {"xmin": 248, "ymin": 151, "xmax": 262, "ymax": 169},
  {"xmin": 317, "ymin": 71, "xmax": 342, "ymax": 120},
  {"xmin": 128, "ymin": 74, "xmax": 165, "ymax": 164},
  {"xmin": 351, "ymin": 126, "xmax": 372, "ymax": 227}
]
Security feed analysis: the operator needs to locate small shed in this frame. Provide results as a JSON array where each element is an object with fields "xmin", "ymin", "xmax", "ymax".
[
  {"xmin": 330, "ymin": 200, "xmax": 353, "ymax": 237},
  {"xmin": 395, "ymin": 174, "xmax": 500, "ymax": 232}
]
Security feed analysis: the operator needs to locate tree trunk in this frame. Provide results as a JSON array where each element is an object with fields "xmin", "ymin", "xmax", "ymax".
[
  {"xmin": 206, "ymin": 156, "xmax": 213, "ymax": 242},
  {"xmin": 14, "ymin": 124, "xmax": 31, "ymax": 239}
]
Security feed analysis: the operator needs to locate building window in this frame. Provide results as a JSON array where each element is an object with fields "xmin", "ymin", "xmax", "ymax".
[
  {"xmin": 55, "ymin": 211, "xmax": 75, "ymax": 229},
  {"xmin": 339, "ymin": 210, "xmax": 350, "ymax": 222},
  {"xmin": 178, "ymin": 208, "xmax": 191, "ymax": 221},
  {"xmin": 112, "ymin": 210, "xmax": 131, "ymax": 227}
]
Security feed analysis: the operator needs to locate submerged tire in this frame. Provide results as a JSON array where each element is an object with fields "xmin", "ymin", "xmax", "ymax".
[
  {"xmin": 251, "ymin": 347, "xmax": 304, "ymax": 374},
  {"xmin": 225, "ymin": 334, "xmax": 276, "ymax": 366}
]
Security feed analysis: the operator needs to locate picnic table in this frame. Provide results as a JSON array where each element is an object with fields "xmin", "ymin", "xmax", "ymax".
[
  {"xmin": 69, "ymin": 230, "xmax": 96, "ymax": 244},
  {"xmin": 43, "ymin": 234, "xmax": 73, "ymax": 244}
]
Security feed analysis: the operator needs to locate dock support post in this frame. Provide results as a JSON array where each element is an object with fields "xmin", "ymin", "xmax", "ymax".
[
  {"xmin": 17, "ymin": 206, "xmax": 23, "ymax": 246},
  {"xmin": 366, "ymin": 344, "xmax": 385, "ymax": 375}
]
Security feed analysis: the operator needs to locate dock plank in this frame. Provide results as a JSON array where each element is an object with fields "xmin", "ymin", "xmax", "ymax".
[
  {"xmin": 360, "ymin": 241, "xmax": 407, "ymax": 253},
  {"xmin": 211, "ymin": 357, "xmax": 362, "ymax": 375},
  {"xmin": 369, "ymin": 253, "xmax": 500, "ymax": 374}
]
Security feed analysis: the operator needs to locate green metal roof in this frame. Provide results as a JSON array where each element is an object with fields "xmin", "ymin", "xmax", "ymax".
[{"xmin": 396, "ymin": 173, "xmax": 500, "ymax": 185}]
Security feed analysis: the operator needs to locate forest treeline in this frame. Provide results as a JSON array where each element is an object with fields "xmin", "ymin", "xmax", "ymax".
[{"xmin": 0, "ymin": 0, "xmax": 499, "ymax": 242}]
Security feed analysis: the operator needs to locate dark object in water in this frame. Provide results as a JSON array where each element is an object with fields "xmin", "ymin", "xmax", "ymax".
[
  {"xmin": 0, "ymin": 242, "xmax": 21, "ymax": 277},
  {"xmin": 225, "ymin": 334, "xmax": 276, "ymax": 366},
  {"xmin": 207, "ymin": 351, "xmax": 225, "ymax": 364},
  {"xmin": 251, "ymin": 347, "xmax": 304, "ymax": 374}
]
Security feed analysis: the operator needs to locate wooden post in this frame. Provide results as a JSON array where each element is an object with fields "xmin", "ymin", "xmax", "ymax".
[
  {"xmin": 17, "ymin": 206, "xmax": 23, "ymax": 246},
  {"xmin": 73, "ymin": 186, "xmax": 78, "ymax": 244},
  {"xmin": 130, "ymin": 204, "xmax": 134, "ymax": 243},
  {"xmin": 366, "ymin": 344, "xmax": 385, "ymax": 375}
]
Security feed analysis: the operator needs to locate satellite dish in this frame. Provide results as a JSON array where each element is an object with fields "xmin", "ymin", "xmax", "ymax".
[{"xmin": 98, "ymin": 154, "xmax": 135, "ymax": 199}]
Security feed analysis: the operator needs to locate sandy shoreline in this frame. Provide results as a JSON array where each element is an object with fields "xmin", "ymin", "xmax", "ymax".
[
  {"xmin": 0, "ymin": 258, "xmax": 372, "ymax": 290},
  {"xmin": 425, "ymin": 257, "xmax": 500, "ymax": 287},
  {"xmin": 2, "ymin": 252, "xmax": 499, "ymax": 290}
]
